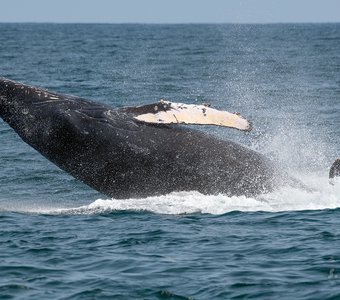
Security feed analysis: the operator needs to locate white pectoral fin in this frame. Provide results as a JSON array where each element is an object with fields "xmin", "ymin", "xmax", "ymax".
[{"xmin": 133, "ymin": 100, "xmax": 252, "ymax": 131}]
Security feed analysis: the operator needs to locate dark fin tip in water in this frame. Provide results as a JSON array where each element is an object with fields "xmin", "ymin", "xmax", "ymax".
[{"xmin": 329, "ymin": 158, "xmax": 340, "ymax": 185}]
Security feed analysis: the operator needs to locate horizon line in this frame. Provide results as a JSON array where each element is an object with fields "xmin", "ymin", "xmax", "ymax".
[{"xmin": 0, "ymin": 21, "xmax": 339, "ymax": 25}]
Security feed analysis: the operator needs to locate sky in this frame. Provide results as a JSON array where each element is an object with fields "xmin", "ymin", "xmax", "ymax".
[{"xmin": 0, "ymin": 0, "xmax": 339, "ymax": 24}]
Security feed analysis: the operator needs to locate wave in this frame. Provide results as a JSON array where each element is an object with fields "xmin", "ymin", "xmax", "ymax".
[{"xmin": 14, "ymin": 176, "xmax": 339, "ymax": 216}]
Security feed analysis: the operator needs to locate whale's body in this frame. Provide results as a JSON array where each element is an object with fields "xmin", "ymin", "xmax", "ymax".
[{"xmin": 0, "ymin": 78, "xmax": 303, "ymax": 198}]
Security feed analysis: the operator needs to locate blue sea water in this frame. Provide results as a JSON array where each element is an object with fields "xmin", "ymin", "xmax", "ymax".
[{"xmin": 0, "ymin": 23, "xmax": 340, "ymax": 299}]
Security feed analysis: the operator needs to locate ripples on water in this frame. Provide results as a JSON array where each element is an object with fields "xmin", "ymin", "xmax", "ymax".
[
  {"xmin": 2, "ymin": 208, "xmax": 340, "ymax": 299},
  {"xmin": 0, "ymin": 23, "xmax": 340, "ymax": 299}
]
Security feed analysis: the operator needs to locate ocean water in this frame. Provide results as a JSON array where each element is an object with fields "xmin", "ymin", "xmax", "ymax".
[{"xmin": 0, "ymin": 23, "xmax": 340, "ymax": 299}]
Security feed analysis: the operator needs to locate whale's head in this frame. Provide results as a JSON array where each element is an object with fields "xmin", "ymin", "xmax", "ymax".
[
  {"xmin": 0, "ymin": 78, "xmax": 91, "ymax": 154},
  {"xmin": 0, "ymin": 78, "xmax": 70, "ymax": 146},
  {"xmin": 0, "ymin": 77, "xmax": 125, "ymax": 165},
  {"xmin": 0, "ymin": 78, "xmax": 46, "ymax": 141}
]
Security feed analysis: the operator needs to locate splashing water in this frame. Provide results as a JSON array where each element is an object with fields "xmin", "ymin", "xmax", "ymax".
[{"xmin": 13, "ymin": 175, "xmax": 336, "ymax": 215}]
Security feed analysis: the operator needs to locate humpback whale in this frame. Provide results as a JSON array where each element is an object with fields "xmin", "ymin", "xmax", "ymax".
[{"xmin": 0, "ymin": 78, "xmax": 338, "ymax": 198}]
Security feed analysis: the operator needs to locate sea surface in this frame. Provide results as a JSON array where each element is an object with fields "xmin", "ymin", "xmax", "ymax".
[{"xmin": 0, "ymin": 23, "xmax": 340, "ymax": 299}]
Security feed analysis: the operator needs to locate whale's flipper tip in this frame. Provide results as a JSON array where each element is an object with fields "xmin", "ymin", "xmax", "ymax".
[
  {"xmin": 127, "ymin": 100, "xmax": 252, "ymax": 131},
  {"xmin": 329, "ymin": 158, "xmax": 340, "ymax": 185}
]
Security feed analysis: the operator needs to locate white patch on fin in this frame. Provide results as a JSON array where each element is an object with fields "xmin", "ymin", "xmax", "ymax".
[{"xmin": 134, "ymin": 100, "xmax": 252, "ymax": 131}]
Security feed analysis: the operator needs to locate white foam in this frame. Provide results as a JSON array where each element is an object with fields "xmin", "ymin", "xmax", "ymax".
[
  {"xmin": 1, "ymin": 174, "xmax": 339, "ymax": 216},
  {"xmin": 38, "ymin": 176, "xmax": 340, "ymax": 215}
]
